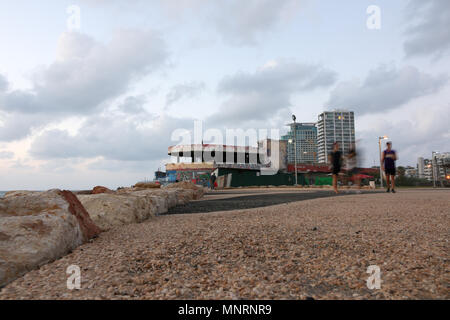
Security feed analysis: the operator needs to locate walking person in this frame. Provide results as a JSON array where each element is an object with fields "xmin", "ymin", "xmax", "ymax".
[
  {"xmin": 381, "ymin": 141, "xmax": 397, "ymax": 193},
  {"xmin": 210, "ymin": 173, "xmax": 217, "ymax": 190},
  {"xmin": 329, "ymin": 142, "xmax": 343, "ymax": 194},
  {"xmin": 347, "ymin": 143, "xmax": 361, "ymax": 193}
]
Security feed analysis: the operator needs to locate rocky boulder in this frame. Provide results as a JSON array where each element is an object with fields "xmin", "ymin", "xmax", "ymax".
[
  {"xmin": 92, "ymin": 186, "xmax": 114, "ymax": 195},
  {"xmin": 77, "ymin": 182, "xmax": 206, "ymax": 231},
  {"xmin": 78, "ymin": 193, "xmax": 158, "ymax": 231},
  {"xmin": 134, "ymin": 182, "xmax": 161, "ymax": 189},
  {"xmin": 164, "ymin": 181, "xmax": 204, "ymax": 199},
  {"xmin": 79, "ymin": 184, "xmax": 205, "ymax": 230},
  {"xmin": 0, "ymin": 189, "xmax": 100, "ymax": 287}
]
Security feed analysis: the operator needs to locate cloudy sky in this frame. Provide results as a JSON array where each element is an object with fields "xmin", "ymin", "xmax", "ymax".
[{"xmin": 0, "ymin": 0, "xmax": 449, "ymax": 190}]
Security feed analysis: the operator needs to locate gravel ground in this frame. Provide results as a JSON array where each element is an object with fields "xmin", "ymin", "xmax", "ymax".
[{"xmin": 0, "ymin": 189, "xmax": 448, "ymax": 300}]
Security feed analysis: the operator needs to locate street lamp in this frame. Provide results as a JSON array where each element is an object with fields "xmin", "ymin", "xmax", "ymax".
[
  {"xmin": 378, "ymin": 136, "xmax": 388, "ymax": 188},
  {"xmin": 432, "ymin": 151, "xmax": 441, "ymax": 188},
  {"xmin": 292, "ymin": 115, "xmax": 298, "ymax": 186}
]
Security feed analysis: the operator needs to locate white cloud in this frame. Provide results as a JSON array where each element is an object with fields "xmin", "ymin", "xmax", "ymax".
[
  {"xmin": 79, "ymin": 0, "xmax": 305, "ymax": 46},
  {"xmin": 210, "ymin": 0, "xmax": 304, "ymax": 46},
  {"xmin": 404, "ymin": 0, "xmax": 450, "ymax": 59},
  {"xmin": 165, "ymin": 81, "xmax": 205, "ymax": 107},
  {"xmin": 0, "ymin": 30, "xmax": 168, "ymax": 141},
  {"xmin": 29, "ymin": 111, "xmax": 194, "ymax": 162},
  {"xmin": 0, "ymin": 151, "xmax": 14, "ymax": 159},
  {"xmin": 208, "ymin": 60, "xmax": 336, "ymax": 127},
  {"xmin": 0, "ymin": 74, "xmax": 8, "ymax": 92},
  {"xmin": 327, "ymin": 65, "xmax": 447, "ymax": 115},
  {"xmin": 356, "ymin": 99, "xmax": 450, "ymax": 167}
]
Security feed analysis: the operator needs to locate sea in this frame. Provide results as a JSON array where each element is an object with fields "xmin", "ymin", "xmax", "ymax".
[{"xmin": 0, "ymin": 191, "xmax": 6, "ymax": 198}]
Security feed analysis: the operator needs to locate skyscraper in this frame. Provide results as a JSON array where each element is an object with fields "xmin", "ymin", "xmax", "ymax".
[
  {"xmin": 317, "ymin": 111, "xmax": 355, "ymax": 164},
  {"xmin": 281, "ymin": 123, "xmax": 318, "ymax": 164}
]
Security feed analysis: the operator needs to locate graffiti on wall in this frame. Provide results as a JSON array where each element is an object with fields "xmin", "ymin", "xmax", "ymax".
[{"xmin": 167, "ymin": 170, "xmax": 213, "ymax": 186}]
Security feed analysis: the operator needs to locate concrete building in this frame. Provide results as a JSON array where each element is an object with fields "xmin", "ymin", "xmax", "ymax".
[
  {"xmin": 404, "ymin": 166, "xmax": 417, "ymax": 178},
  {"xmin": 431, "ymin": 152, "xmax": 450, "ymax": 187},
  {"xmin": 166, "ymin": 139, "xmax": 288, "ymax": 186},
  {"xmin": 418, "ymin": 157, "xmax": 437, "ymax": 181},
  {"xmin": 317, "ymin": 110, "xmax": 355, "ymax": 163},
  {"xmin": 417, "ymin": 157, "xmax": 433, "ymax": 180},
  {"xmin": 417, "ymin": 154, "xmax": 450, "ymax": 184},
  {"xmin": 281, "ymin": 123, "xmax": 318, "ymax": 164},
  {"xmin": 424, "ymin": 161, "xmax": 434, "ymax": 181}
]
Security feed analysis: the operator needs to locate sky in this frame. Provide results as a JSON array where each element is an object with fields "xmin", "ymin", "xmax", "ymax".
[{"xmin": 0, "ymin": 0, "xmax": 449, "ymax": 190}]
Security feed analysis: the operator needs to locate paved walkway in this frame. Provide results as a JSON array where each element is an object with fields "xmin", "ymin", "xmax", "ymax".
[{"xmin": 167, "ymin": 188, "xmax": 381, "ymax": 214}]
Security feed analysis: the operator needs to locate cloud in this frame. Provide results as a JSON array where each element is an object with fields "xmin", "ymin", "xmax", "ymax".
[
  {"xmin": 326, "ymin": 65, "xmax": 447, "ymax": 115},
  {"xmin": 165, "ymin": 81, "xmax": 205, "ymax": 107},
  {"xmin": 79, "ymin": 0, "xmax": 305, "ymax": 46},
  {"xmin": 0, "ymin": 151, "xmax": 14, "ymax": 159},
  {"xmin": 356, "ymin": 103, "xmax": 450, "ymax": 167},
  {"xmin": 0, "ymin": 112, "xmax": 53, "ymax": 141},
  {"xmin": 404, "ymin": 0, "xmax": 450, "ymax": 58},
  {"xmin": 208, "ymin": 60, "xmax": 337, "ymax": 126},
  {"xmin": 117, "ymin": 95, "xmax": 148, "ymax": 114},
  {"xmin": 0, "ymin": 74, "xmax": 8, "ymax": 92},
  {"xmin": 30, "ymin": 111, "xmax": 194, "ymax": 162},
  {"xmin": 210, "ymin": 0, "xmax": 304, "ymax": 46},
  {"xmin": 0, "ymin": 30, "xmax": 168, "ymax": 141}
]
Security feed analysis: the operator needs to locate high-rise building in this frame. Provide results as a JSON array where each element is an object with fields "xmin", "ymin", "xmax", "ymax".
[
  {"xmin": 317, "ymin": 110, "xmax": 355, "ymax": 163},
  {"xmin": 417, "ymin": 156, "xmax": 448, "ymax": 181},
  {"xmin": 281, "ymin": 123, "xmax": 317, "ymax": 164},
  {"xmin": 417, "ymin": 157, "xmax": 433, "ymax": 180},
  {"xmin": 431, "ymin": 152, "xmax": 450, "ymax": 186},
  {"xmin": 424, "ymin": 160, "xmax": 433, "ymax": 181}
]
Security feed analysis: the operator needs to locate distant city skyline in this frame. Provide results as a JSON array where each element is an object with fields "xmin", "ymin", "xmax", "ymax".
[{"xmin": 0, "ymin": 0, "xmax": 449, "ymax": 190}]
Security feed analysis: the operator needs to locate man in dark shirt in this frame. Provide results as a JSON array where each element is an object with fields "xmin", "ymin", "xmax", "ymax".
[
  {"xmin": 329, "ymin": 142, "xmax": 342, "ymax": 194},
  {"xmin": 381, "ymin": 141, "xmax": 397, "ymax": 193},
  {"xmin": 210, "ymin": 173, "xmax": 217, "ymax": 190}
]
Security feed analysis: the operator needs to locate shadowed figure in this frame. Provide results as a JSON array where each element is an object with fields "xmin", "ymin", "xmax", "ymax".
[
  {"xmin": 329, "ymin": 142, "xmax": 342, "ymax": 194},
  {"xmin": 381, "ymin": 141, "xmax": 398, "ymax": 193}
]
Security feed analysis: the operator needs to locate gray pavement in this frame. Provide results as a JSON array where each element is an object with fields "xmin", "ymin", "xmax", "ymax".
[{"xmin": 166, "ymin": 188, "xmax": 382, "ymax": 214}]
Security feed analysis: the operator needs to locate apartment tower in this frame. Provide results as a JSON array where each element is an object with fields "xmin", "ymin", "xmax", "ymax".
[{"xmin": 317, "ymin": 110, "xmax": 355, "ymax": 164}]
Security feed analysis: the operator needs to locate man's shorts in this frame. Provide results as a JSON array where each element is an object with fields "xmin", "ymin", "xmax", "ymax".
[{"xmin": 385, "ymin": 167, "xmax": 396, "ymax": 176}]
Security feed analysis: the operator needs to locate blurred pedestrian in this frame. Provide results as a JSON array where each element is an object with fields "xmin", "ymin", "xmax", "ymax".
[
  {"xmin": 347, "ymin": 143, "xmax": 361, "ymax": 193},
  {"xmin": 381, "ymin": 141, "xmax": 398, "ymax": 193},
  {"xmin": 329, "ymin": 142, "xmax": 343, "ymax": 194},
  {"xmin": 210, "ymin": 173, "xmax": 217, "ymax": 190}
]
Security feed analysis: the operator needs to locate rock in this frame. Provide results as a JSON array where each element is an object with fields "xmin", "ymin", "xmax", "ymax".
[
  {"xmin": 77, "ymin": 182, "xmax": 205, "ymax": 230},
  {"xmin": 0, "ymin": 189, "xmax": 100, "ymax": 287},
  {"xmin": 115, "ymin": 187, "xmax": 137, "ymax": 194},
  {"xmin": 3, "ymin": 191, "xmax": 41, "ymax": 198},
  {"xmin": 173, "ymin": 189, "xmax": 196, "ymax": 205},
  {"xmin": 78, "ymin": 193, "xmax": 158, "ymax": 230},
  {"xmin": 141, "ymin": 190, "xmax": 178, "ymax": 208},
  {"xmin": 114, "ymin": 189, "xmax": 171, "ymax": 215},
  {"xmin": 75, "ymin": 190, "xmax": 93, "ymax": 195},
  {"xmin": 59, "ymin": 190, "xmax": 101, "ymax": 241},
  {"xmin": 92, "ymin": 186, "xmax": 114, "ymax": 195},
  {"xmin": 164, "ymin": 181, "xmax": 204, "ymax": 200},
  {"xmin": 134, "ymin": 182, "xmax": 161, "ymax": 189}
]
